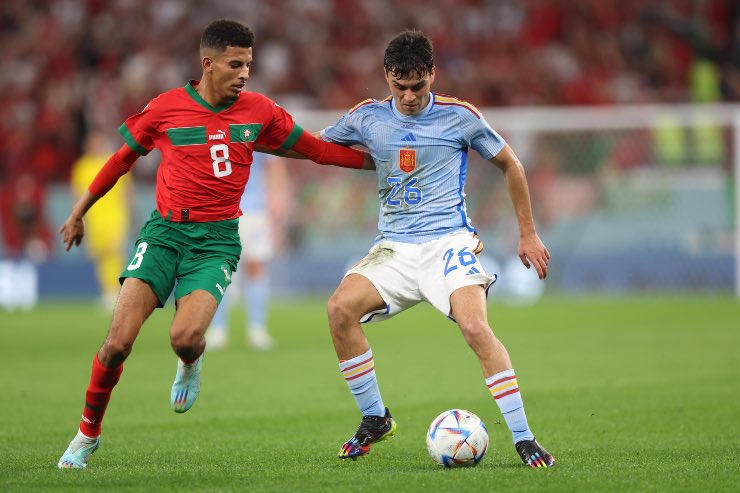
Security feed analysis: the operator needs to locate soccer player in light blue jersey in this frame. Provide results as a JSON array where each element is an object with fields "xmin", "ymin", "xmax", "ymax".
[
  {"xmin": 206, "ymin": 152, "xmax": 284, "ymax": 351},
  {"xmin": 321, "ymin": 30, "xmax": 555, "ymax": 468}
]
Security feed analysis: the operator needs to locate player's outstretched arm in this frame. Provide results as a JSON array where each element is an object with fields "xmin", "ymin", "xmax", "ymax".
[
  {"xmin": 310, "ymin": 130, "xmax": 375, "ymax": 170},
  {"xmin": 490, "ymin": 144, "xmax": 550, "ymax": 279},
  {"xmin": 254, "ymin": 144, "xmax": 303, "ymax": 159},
  {"xmin": 59, "ymin": 144, "xmax": 138, "ymax": 251},
  {"xmin": 255, "ymin": 131, "xmax": 327, "ymax": 158},
  {"xmin": 256, "ymin": 142, "xmax": 376, "ymax": 170},
  {"xmin": 257, "ymin": 130, "xmax": 375, "ymax": 170}
]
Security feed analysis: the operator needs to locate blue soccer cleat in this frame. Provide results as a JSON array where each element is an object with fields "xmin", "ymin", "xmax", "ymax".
[
  {"xmin": 170, "ymin": 354, "xmax": 204, "ymax": 413},
  {"xmin": 57, "ymin": 430, "xmax": 100, "ymax": 469}
]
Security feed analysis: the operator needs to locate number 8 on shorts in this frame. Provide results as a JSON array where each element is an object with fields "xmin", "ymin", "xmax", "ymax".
[{"xmin": 127, "ymin": 242, "xmax": 149, "ymax": 271}]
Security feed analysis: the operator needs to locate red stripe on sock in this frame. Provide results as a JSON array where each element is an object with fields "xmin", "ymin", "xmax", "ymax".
[
  {"xmin": 341, "ymin": 356, "xmax": 373, "ymax": 372},
  {"xmin": 345, "ymin": 367, "xmax": 374, "ymax": 381},
  {"xmin": 493, "ymin": 387, "xmax": 519, "ymax": 400},
  {"xmin": 79, "ymin": 354, "xmax": 123, "ymax": 437},
  {"xmin": 488, "ymin": 375, "xmax": 516, "ymax": 388}
]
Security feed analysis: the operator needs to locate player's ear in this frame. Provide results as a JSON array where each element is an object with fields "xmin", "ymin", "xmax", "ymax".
[
  {"xmin": 202, "ymin": 56, "xmax": 213, "ymax": 73},
  {"xmin": 429, "ymin": 66, "xmax": 436, "ymax": 85}
]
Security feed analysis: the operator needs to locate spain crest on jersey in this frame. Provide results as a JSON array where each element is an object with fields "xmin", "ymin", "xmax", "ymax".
[{"xmin": 399, "ymin": 148, "xmax": 416, "ymax": 173}]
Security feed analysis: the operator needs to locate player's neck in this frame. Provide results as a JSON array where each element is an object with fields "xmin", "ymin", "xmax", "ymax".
[{"xmin": 195, "ymin": 78, "xmax": 227, "ymax": 108}]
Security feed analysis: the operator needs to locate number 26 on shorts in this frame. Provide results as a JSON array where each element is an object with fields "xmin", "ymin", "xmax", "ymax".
[{"xmin": 443, "ymin": 246, "xmax": 477, "ymax": 276}]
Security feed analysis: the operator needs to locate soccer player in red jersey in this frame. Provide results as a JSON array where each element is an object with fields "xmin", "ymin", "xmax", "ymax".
[{"xmin": 57, "ymin": 19, "xmax": 372, "ymax": 469}]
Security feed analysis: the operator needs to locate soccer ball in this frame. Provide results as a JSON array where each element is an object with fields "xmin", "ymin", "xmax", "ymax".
[{"xmin": 426, "ymin": 409, "xmax": 488, "ymax": 467}]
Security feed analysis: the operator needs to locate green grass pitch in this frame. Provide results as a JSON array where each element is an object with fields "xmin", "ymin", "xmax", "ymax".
[{"xmin": 1, "ymin": 295, "xmax": 738, "ymax": 492}]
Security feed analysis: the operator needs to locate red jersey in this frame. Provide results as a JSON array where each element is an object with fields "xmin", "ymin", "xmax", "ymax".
[{"xmin": 119, "ymin": 80, "xmax": 302, "ymax": 222}]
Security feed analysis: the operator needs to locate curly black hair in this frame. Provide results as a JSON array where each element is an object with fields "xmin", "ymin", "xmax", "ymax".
[
  {"xmin": 383, "ymin": 30, "xmax": 434, "ymax": 79},
  {"xmin": 200, "ymin": 19, "xmax": 254, "ymax": 52}
]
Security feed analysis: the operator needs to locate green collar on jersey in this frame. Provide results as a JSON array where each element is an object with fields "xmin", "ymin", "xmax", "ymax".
[{"xmin": 185, "ymin": 80, "xmax": 236, "ymax": 113}]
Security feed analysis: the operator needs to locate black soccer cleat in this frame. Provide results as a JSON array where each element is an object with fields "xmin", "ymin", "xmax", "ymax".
[
  {"xmin": 338, "ymin": 407, "xmax": 397, "ymax": 459},
  {"xmin": 515, "ymin": 438, "xmax": 555, "ymax": 468}
]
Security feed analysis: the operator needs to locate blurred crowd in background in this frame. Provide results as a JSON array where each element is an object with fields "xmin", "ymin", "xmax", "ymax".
[{"xmin": 1, "ymin": 0, "xmax": 738, "ymax": 261}]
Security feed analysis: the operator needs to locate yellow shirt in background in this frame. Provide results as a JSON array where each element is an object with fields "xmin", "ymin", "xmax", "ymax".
[{"xmin": 70, "ymin": 153, "xmax": 130, "ymax": 255}]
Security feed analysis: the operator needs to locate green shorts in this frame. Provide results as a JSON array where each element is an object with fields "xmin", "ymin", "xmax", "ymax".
[{"xmin": 120, "ymin": 210, "xmax": 241, "ymax": 307}]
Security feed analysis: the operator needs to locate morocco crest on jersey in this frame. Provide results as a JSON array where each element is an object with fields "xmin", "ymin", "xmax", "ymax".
[{"xmin": 399, "ymin": 148, "xmax": 416, "ymax": 173}]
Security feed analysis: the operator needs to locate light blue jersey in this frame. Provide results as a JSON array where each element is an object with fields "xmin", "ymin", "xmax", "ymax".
[
  {"xmin": 241, "ymin": 152, "xmax": 267, "ymax": 214},
  {"xmin": 321, "ymin": 93, "xmax": 506, "ymax": 243}
]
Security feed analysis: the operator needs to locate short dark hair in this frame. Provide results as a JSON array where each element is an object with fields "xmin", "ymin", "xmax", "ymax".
[
  {"xmin": 383, "ymin": 30, "xmax": 434, "ymax": 79},
  {"xmin": 200, "ymin": 19, "xmax": 254, "ymax": 52}
]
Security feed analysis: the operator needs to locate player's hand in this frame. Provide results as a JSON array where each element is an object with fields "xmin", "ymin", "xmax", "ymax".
[
  {"xmin": 518, "ymin": 233, "xmax": 550, "ymax": 280},
  {"xmin": 58, "ymin": 214, "xmax": 86, "ymax": 251}
]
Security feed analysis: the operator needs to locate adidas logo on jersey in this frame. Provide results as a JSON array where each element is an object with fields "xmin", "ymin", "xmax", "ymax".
[
  {"xmin": 401, "ymin": 132, "xmax": 417, "ymax": 142},
  {"xmin": 209, "ymin": 130, "xmax": 227, "ymax": 141}
]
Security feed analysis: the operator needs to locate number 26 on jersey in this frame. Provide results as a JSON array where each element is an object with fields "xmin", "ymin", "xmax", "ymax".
[{"xmin": 386, "ymin": 177, "xmax": 422, "ymax": 206}]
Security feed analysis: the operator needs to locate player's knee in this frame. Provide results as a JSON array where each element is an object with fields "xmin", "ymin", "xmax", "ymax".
[
  {"xmin": 100, "ymin": 337, "xmax": 133, "ymax": 363},
  {"xmin": 170, "ymin": 331, "xmax": 200, "ymax": 354},
  {"xmin": 458, "ymin": 319, "xmax": 493, "ymax": 348},
  {"xmin": 327, "ymin": 294, "xmax": 356, "ymax": 330}
]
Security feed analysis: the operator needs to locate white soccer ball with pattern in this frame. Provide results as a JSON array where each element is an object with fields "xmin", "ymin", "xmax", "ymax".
[{"xmin": 426, "ymin": 409, "xmax": 488, "ymax": 467}]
